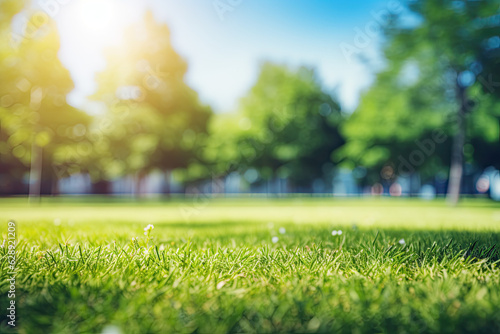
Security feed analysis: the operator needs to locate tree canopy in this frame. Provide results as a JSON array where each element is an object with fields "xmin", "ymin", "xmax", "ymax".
[
  {"xmin": 206, "ymin": 63, "xmax": 344, "ymax": 190},
  {"xmin": 337, "ymin": 0, "xmax": 500, "ymax": 201},
  {"xmin": 90, "ymin": 11, "xmax": 212, "ymax": 185},
  {"xmin": 0, "ymin": 4, "xmax": 90, "ymax": 195}
]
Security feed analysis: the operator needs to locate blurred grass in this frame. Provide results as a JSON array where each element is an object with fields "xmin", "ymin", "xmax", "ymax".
[
  {"xmin": 0, "ymin": 197, "xmax": 499, "ymax": 333},
  {"xmin": 1, "ymin": 196, "xmax": 499, "ymax": 231}
]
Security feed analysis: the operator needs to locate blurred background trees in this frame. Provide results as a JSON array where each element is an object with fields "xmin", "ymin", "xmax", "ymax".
[
  {"xmin": 202, "ymin": 63, "xmax": 344, "ymax": 193},
  {"xmin": 89, "ymin": 11, "xmax": 212, "ymax": 196},
  {"xmin": 0, "ymin": 1, "xmax": 90, "ymax": 197},
  {"xmin": 337, "ymin": 0, "xmax": 500, "ymax": 201},
  {"xmin": 234, "ymin": 63, "xmax": 344, "ymax": 191},
  {"xmin": 0, "ymin": 0, "xmax": 29, "ymax": 194},
  {"xmin": 0, "ymin": 0, "xmax": 499, "ymax": 201}
]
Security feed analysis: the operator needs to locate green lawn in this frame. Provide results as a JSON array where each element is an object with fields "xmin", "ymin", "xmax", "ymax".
[{"xmin": 1, "ymin": 197, "xmax": 499, "ymax": 333}]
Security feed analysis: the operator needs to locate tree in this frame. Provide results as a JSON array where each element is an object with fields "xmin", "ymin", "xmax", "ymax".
[
  {"xmin": 92, "ymin": 11, "xmax": 211, "ymax": 194},
  {"xmin": 336, "ymin": 59, "xmax": 454, "ymax": 189},
  {"xmin": 467, "ymin": 86, "xmax": 500, "ymax": 171},
  {"xmin": 0, "ymin": 0, "xmax": 28, "ymax": 194},
  {"xmin": 340, "ymin": 0, "xmax": 500, "ymax": 203},
  {"xmin": 0, "ymin": 3, "xmax": 89, "ymax": 197},
  {"xmin": 209, "ymin": 62, "xmax": 344, "ymax": 191}
]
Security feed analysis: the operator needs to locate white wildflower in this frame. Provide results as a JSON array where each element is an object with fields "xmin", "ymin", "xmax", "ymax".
[
  {"xmin": 399, "ymin": 239, "xmax": 406, "ymax": 245},
  {"xmin": 279, "ymin": 227, "xmax": 286, "ymax": 234},
  {"xmin": 272, "ymin": 236, "xmax": 279, "ymax": 243}
]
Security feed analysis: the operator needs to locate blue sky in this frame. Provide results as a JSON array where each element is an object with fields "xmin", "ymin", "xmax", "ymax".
[{"xmin": 47, "ymin": 0, "xmax": 398, "ymax": 113}]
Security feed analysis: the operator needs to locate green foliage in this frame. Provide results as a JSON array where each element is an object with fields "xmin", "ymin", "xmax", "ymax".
[
  {"xmin": 467, "ymin": 86, "xmax": 500, "ymax": 169},
  {"xmin": 338, "ymin": 0, "xmax": 500, "ymax": 185},
  {"xmin": 91, "ymin": 11, "xmax": 212, "ymax": 181},
  {"xmin": 207, "ymin": 63, "xmax": 344, "ymax": 187},
  {"xmin": 0, "ymin": 7, "xmax": 90, "ymax": 191},
  {"xmin": 336, "ymin": 61, "xmax": 453, "ymax": 183}
]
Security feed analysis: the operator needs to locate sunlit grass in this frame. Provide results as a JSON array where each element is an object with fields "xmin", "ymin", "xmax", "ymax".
[
  {"xmin": 1, "ymin": 197, "xmax": 499, "ymax": 231},
  {"xmin": 1, "ymin": 198, "xmax": 499, "ymax": 333}
]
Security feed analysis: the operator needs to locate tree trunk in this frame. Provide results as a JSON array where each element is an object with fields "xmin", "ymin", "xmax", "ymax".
[
  {"xmin": 29, "ymin": 143, "xmax": 42, "ymax": 203},
  {"xmin": 134, "ymin": 172, "xmax": 145, "ymax": 198},
  {"xmin": 446, "ymin": 84, "xmax": 468, "ymax": 206}
]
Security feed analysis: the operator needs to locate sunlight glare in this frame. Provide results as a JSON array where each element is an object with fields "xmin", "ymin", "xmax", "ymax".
[{"xmin": 63, "ymin": 0, "xmax": 135, "ymax": 48}]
